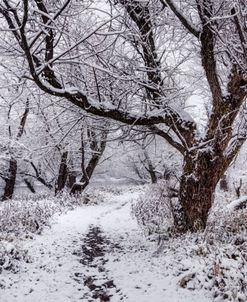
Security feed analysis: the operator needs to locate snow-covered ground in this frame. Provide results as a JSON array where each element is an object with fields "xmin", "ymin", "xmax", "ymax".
[{"xmin": 0, "ymin": 187, "xmax": 241, "ymax": 301}]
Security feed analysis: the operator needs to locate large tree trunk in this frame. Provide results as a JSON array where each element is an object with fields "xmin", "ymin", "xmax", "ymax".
[
  {"xmin": 2, "ymin": 158, "xmax": 17, "ymax": 200},
  {"xmin": 176, "ymin": 151, "xmax": 224, "ymax": 232}
]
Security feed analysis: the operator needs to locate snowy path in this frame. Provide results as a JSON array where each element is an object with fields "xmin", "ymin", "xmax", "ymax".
[{"xmin": 0, "ymin": 189, "xmax": 210, "ymax": 302}]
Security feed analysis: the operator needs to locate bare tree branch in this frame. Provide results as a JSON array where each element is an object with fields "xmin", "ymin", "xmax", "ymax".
[{"xmin": 160, "ymin": 0, "xmax": 200, "ymax": 38}]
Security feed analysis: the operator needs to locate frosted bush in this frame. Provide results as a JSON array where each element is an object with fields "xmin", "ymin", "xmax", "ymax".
[
  {"xmin": 86, "ymin": 185, "xmax": 134, "ymax": 203},
  {"xmin": 174, "ymin": 234, "xmax": 247, "ymax": 301},
  {"xmin": 89, "ymin": 185, "xmax": 123, "ymax": 196},
  {"xmin": 206, "ymin": 194, "xmax": 247, "ymax": 244},
  {"xmin": 0, "ymin": 190, "xmax": 104, "ymax": 275},
  {"xmin": 132, "ymin": 181, "xmax": 175, "ymax": 237},
  {"xmin": 209, "ymin": 245, "xmax": 247, "ymax": 301},
  {"xmin": 0, "ymin": 191, "xmax": 99, "ymax": 240},
  {"xmin": 0, "ymin": 241, "xmax": 30, "ymax": 275},
  {"xmin": 0, "ymin": 199, "xmax": 61, "ymax": 239}
]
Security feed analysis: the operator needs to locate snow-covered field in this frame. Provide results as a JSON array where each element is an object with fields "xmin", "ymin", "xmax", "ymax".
[{"xmin": 0, "ymin": 186, "xmax": 246, "ymax": 301}]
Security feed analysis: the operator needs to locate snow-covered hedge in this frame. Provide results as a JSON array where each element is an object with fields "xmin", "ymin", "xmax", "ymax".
[
  {"xmin": 0, "ymin": 190, "xmax": 108, "ymax": 275},
  {"xmin": 0, "ymin": 189, "xmax": 115, "ymax": 241},
  {"xmin": 1, "ymin": 199, "xmax": 58, "ymax": 238},
  {"xmin": 175, "ymin": 234, "xmax": 247, "ymax": 302},
  {"xmin": 0, "ymin": 186, "xmax": 126, "ymax": 275},
  {"xmin": 0, "ymin": 241, "xmax": 30, "ymax": 274},
  {"xmin": 206, "ymin": 194, "xmax": 247, "ymax": 244},
  {"xmin": 132, "ymin": 181, "xmax": 175, "ymax": 237},
  {"xmin": 191, "ymin": 194, "xmax": 247, "ymax": 300}
]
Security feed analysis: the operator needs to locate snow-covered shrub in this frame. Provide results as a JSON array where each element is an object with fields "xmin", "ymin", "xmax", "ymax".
[
  {"xmin": 0, "ymin": 241, "xmax": 30, "ymax": 274},
  {"xmin": 0, "ymin": 192, "xmax": 90, "ymax": 240},
  {"xmin": 132, "ymin": 180, "xmax": 175, "ymax": 237},
  {"xmin": 184, "ymin": 195, "xmax": 247, "ymax": 300},
  {"xmin": 86, "ymin": 185, "xmax": 131, "ymax": 204},
  {"xmin": 206, "ymin": 195, "xmax": 247, "ymax": 244},
  {"xmin": 173, "ymin": 235, "xmax": 247, "ymax": 301},
  {"xmin": 0, "ymin": 186, "xmax": 118, "ymax": 243},
  {"xmin": 91, "ymin": 185, "xmax": 123, "ymax": 196},
  {"xmin": 0, "ymin": 191, "xmax": 98, "ymax": 275},
  {"xmin": 0, "ymin": 199, "xmax": 61, "ymax": 239},
  {"xmin": 208, "ymin": 245, "xmax": 247, "ymax": 301}
]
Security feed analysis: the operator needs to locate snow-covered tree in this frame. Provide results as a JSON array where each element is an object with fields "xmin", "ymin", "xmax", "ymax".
[{"xmin": 0, "ymin": 0, "xmax": 247, "ymax": 231}]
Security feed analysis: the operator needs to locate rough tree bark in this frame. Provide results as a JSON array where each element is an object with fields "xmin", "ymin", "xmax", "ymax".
[{"xmin": 178, "ymin": 152, "xmax": 223, "ymax": 231}]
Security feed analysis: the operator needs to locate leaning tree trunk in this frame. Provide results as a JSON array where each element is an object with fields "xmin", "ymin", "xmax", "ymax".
[
  {"xmin": 24, "ymin": 178, "xmax": 36, "ymax": 194},
  {"xmin": 70, "ymin": 128, "xmax": 107, "ymax": 195},
  {"xmin": 70, "ymin": 155, "xmax": 100, "ymax": 194},
  {"xmin": 176, "ymin": 150, "xmax": 224, "ymax": 232},
  {"xmin": 2, "ymin": 158, "xmax": 17, "ymax": 200}
]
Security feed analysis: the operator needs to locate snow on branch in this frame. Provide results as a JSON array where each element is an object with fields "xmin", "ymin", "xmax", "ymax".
[
  {"xmin": 160, "ymin": 0, "xmax": 200, "ymax": 38},
  {"xmin": 227, "ymin": 196, "xmax": 247, "ymax": 211}
]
